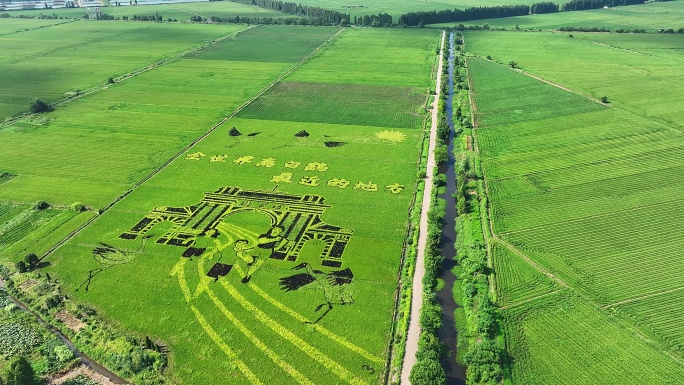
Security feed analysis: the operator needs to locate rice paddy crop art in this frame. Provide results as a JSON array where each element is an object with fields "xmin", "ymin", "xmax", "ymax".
[
  {"xmin": 36, "ymin": 27, "xmax": 437, "ymax": 384},
  {"xmin": 51, "ymin": 119, "xmax": 425, "ymax": 384}
]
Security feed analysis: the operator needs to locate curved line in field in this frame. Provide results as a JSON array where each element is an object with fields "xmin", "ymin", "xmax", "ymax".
[
  {"xmin": 235, "ymin": 263, "xmax": 383, "ymax": 365},
  {"xmin": 216, "ymin": 222, "xmax": 381, "ymax": 364},
  {"xmin": 170, "ymin": 258, "xmax": 192, "ymax": 302},
  {"xmin": 219, "ymin": 221, "xmax": 383, "ymax": 364},
  {"xmin": 219, "ymin": 279, "xmax": 367, "ymax": 385},
  {"xmin": 205, "ymin": 286, "xmax": 316, "ymax": 385},
  {"xmin": 190, "ymin": 306, "xmax": 262, "ymax": 385}
]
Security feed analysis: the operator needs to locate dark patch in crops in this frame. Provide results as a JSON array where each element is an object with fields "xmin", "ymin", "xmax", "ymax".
[
  {"xmin": 324, "ymin": 141, "xmax": 346, "ymax": 148},
  {"xmin": 182, "ymin": 247, "xmax": 205, "ymax": 258},
  {"xmin": 229, "ymin": 127, "xmax": 242, "ymax": 136},
  {"xmin": 362, "ymin": 365, "xmax": 375, "ymax": 374},
  {"xmin": 279, "ymin": 272, "xmax": 316, "ymax": 291},
  {"xmin": 0, "ymin": 172, "xmax": 16, "ymax": 186},
  {"xmin": 279, "ymin": 262, "xmax": 355, "ymax": 324},
  {"xmin": 78, "ymin": 237, "xmax": 151, "ymax": 292},
  {"xmin": 236, "ymin": 82, "xmax": 425, "ymax": 129},
  {"xmin": 247, "ymin": 132, "xmax": 260, "ymax": 137},
  {"xmin": 206, "ymin": 263, "xmax": 233, "ymax": 280},
  {"xmin": 294, "ymin": 130, "xmax": 309, "ymax": 137}
]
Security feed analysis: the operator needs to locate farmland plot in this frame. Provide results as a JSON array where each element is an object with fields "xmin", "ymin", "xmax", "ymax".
[
  {"xmin": 40, "ymin": 27, "xmax": 438, "ymax": 384},
  {"xmin": 466, "ymin": 33, "xmax": 684, "ymax": 382},
  {"xmin": 430, "ymin": 0, "xmax": 684, "ymax": 30},
  {"xmin": 0, "ymin": 21, "xmax": 245, "ymax": 118},
  {"xmin": 0, "ymin": 25, "xmax": 338, "ymax": 209}
]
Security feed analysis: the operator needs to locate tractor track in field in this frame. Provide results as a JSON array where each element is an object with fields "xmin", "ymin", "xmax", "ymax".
[
  {"xmin": 400, "ymin": 30, "xmax": 445, "ymax": 385},
  {"xmin": 592, "ymin": 42, "xmax": 684, "ymax": 65},
  {"xmin": 499, "ymin": 290, "xmax": 562, "ymax": 310},
  {"xmin": 512, "ymin": 67, "xmax": 611, "ymax": 107},
  {"xmin": 0, "ymin": 19, "xmax": 75, "ymax": 37},
  {"xmin": 40, "ymin": 27, "xmax": 347, "ymax": 262},
  {"xmin": 603, "ymin": 285, "xmax": 684, "ymax": 309},
  {"xmin": 0, "ymin": 24, "xmax": 258, "ymax": 131}
]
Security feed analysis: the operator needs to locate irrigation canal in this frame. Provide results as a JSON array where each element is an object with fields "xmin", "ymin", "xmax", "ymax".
[
  {"xmin": 436, "ymin": 31, "xmax": 467, "ymax": 385},
  {"xmin": 0, "ymin": 277, "xmax": 128, "ymax": 384}
]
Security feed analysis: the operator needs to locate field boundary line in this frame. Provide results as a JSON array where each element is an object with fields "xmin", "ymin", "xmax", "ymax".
[
  {"xmin": 499, "ymin": 289, "xmax": 562, "ymax": 310},
  {"xmin": 0, "ymin": 19, "xmax": 76, "ymax": 37},
  {"xmin": 492, "ymin": 237, "xmax": 569, "ymax": 289},
  {"xmin": 475, "ymin": 56, "xmax": 610, "ymax": 107},
  {"xmin": 400, "ymin": 30, "xmax": 445, "ymax": 385},
  {"xmin": 591, "ymin": 41, "xmax": 684, "ymax": 65},
  {"xmin": 39, "ymin": 27, "xmax": 345, "ymax": 260},
  {"xmin": 0, "ymin": 24, "xmax": 258, "ymax": 130},
  {"xmin": 603, "ymin": 285, "xmax": 684, "ymax": 309}
]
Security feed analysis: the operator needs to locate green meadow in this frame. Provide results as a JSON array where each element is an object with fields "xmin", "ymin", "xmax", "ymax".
[
  {"xmin": 0, "ymin": 22, "xmax": 438, "ymax": 384},
  {"xmin": 431, "ymin": 0, "xmax": 684, "ymax": 30},
  {"xmin": 0, "ymin": 21, "xmax": 245, "ymax": 118},
  {"xmin": 5, "ymin": 1, "xmax": 289, "ymax": 20},
  {"xmin": 275, "ymin": 0, "xmax": 571, "ymax": 18},
  {"xmin": 466, "ymin": 31, "xmax": 684, "ymax": 382}
]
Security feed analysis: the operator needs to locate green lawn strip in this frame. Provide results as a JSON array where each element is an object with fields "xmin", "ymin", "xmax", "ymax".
[
  {"xmin": 0, "ymin": 206, "xmax": 62, "ymax": 249},
  {"xmin": 2, "ymin": 209, "xmax": 78, "ymax": 258},
  {"xmin": 237, "ymin": 82, "xmax": 425, "ymax": 128},
  {"xmin": 3, "ymin": 210, "xmax": 97, "ymax": 260},
  {"xmin": 0, "ymin": 18, "xmax": 69, "ymax": 34}
]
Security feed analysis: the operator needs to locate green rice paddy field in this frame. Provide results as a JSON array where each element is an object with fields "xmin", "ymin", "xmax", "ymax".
[
  {"xmin": 278, "ymin": 0, "xmax": 571, "ymax": 18},
  {"xmin": 5, "ymin": 1, "xmax": 289, "ymax": 21},
  {"xmin": 431, "ymin": 0, "xmax": 684, "ymax": 30},
  {"xmin": 0, "ymin": 19, "xmax": 439, "ymax": 384},
  {"xmin": 0, "ymin": 21, "xmax": 247, "ymax": 118},
  {"xmin": 466, "ymin": 31, "xmax": 684, "ymax": 384}
]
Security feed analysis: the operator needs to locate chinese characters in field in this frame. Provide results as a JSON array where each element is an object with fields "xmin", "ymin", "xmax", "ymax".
[{"xmin": 186, "ymin": 153, "xmax": 405, "ymax": 194}]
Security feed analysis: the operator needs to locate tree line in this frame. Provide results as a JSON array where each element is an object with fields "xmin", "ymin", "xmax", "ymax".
[
  {"xmin": 228, "ymin": 0, "xmax": 349, "ymax": 25},
  {"xmin": 397, "ymin": 0, "xmax": 668, "ymax": 26}
]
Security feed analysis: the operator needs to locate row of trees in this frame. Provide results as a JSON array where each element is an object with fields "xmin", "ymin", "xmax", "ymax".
[
  {"xmin": 399, "ymin": 5, "xmax": 531, "ymax": 26},
  {"xmin": 452, "ymin": 35, "xmax": 505, "ymax": 385},
  {"xmin": 398, "ymin": 0, "xmax": 658, "ymax": 26},
  {"xmin": 409, "ymin": 42, "xmax": 451, "ymax": 385},
  {"xmin": 229, "ymin": 0, "xmax": 349, "ymax": 25},
  {"xmin": 561, "ymin": 0, "xmax": 646, "ymax": 11}
]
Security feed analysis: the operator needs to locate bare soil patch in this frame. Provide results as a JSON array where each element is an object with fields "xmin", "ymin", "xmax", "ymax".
[{"xmin": 55, "ymin": 310, "xmax": 86, "ymax": 332}]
